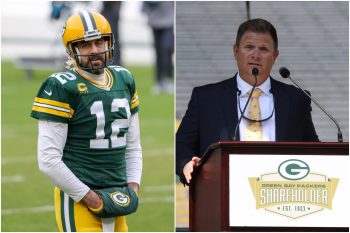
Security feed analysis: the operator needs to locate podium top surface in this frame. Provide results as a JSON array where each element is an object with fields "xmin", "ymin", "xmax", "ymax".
[{"xmin": 200, "ymin": 141, "xmax": 349, "ymax": 166}]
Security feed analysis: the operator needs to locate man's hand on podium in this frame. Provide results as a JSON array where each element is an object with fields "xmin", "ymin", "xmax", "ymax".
[{"xmin": 183, "ymin": 156, "xmax": 201, "ymax": 184}]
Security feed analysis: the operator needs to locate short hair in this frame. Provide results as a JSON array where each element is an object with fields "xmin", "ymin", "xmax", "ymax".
[{"xmin": 235, "ymin": 18, "xmax": 278, "ymax": 50}]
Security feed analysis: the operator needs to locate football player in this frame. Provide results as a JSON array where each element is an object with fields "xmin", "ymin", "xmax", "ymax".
[{"xmin": 31, "ymin": 11, "xmax": 142, "ymax": 232}]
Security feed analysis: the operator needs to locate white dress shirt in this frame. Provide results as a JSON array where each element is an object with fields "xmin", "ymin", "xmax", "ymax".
[{"xmin": 236, "ymin": 73, "xmax": 276, "ymax": 141}]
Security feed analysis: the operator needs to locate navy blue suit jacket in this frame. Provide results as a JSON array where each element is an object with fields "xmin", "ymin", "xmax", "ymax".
[{"xmin": 176, "ymin": 74, "xmax": 319, "ymax": 184}]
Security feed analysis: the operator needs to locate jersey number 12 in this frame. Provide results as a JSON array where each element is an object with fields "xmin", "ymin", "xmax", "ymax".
[{"xmin": 90, "ymin": 98, "xmax": 131, "ymax": 149}]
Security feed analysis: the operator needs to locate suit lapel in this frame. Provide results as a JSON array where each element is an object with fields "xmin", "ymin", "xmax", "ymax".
[
  {"xmin": 271, "ymin": 78, "xmax": 289, "ymax": 141},
  {"xmin": 221, "ymin": 75, "xmax": 239, "ymax": 140}
]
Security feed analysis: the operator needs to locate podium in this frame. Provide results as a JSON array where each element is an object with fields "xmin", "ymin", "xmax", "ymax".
[{"xmin": 189, "ymin": 141, "xmax": 349, "ymax": 232}]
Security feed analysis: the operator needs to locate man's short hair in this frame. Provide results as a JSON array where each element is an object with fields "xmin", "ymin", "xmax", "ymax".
[{"xmin": 235, "ymin": 18, "xmax": 278, "ymax": 50}]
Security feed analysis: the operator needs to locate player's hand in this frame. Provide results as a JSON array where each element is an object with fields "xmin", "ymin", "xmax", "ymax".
[
  {"xmin": 128, "ymin": 182, "xmax": 139, "ymax": 194},
  {"xmin": 82, "ymin": 190, "xmax": 102, "ymax": 209},
  {"xmin": 183, "ymin": 156, "xmax": 201, "ymax": 184}
]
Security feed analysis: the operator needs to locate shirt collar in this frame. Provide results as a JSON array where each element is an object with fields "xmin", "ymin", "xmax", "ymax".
[{"xmin": 236, "ymin": 72, "xmax": 271, "ymax": 96}]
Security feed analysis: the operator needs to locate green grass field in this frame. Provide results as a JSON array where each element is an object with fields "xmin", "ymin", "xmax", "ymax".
[{"xmin": 1, "ymin": 61, "xmax": 174, "ymax": 232}]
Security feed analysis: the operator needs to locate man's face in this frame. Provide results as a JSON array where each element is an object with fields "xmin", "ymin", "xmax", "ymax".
[
  {"xmin": 233, "ymin": 32, "xmax": 279, "ymax": 86},
  {"xmin": 75, "ymin": 38, "xmax": 106, "ymax": 74}
]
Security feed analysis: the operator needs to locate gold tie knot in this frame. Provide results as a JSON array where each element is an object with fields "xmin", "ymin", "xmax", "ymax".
[{"xmin": 249, "ymin": 88, "xmax": 263, "ymax": 99}]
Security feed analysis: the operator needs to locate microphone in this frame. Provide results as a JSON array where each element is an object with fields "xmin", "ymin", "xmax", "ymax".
[
  {"xmin": 233, "ymin": 68, "xmax": 259, "ymax": 141},
  {"xmin": 279, "ymin": 67, "xmax": 343, "ymax": 142},
  {"xmin": 252, "ymin": 67, "xmax": 259, "ymax": 76}
]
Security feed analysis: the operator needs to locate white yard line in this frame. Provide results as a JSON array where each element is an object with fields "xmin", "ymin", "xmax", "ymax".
[
  {"xmin": 2, "ymin": 156, "xmax": 36, "ymax": 165},
  {"xmin": 143, "ymin": 185, "xmax": 174, "ymax": 192},
  {"xmin": 2, "ymin": 175, "xmax": 25, "ymax": 183},
  {"xmin": 143, "ymin": 148, "xmax": 174, "ymax": 157},
  {"xmin": 2, "ymin": 205, "xmax": 54, "ymax": 215},
  {"xmin": 141, "ymin": 196, "xmax": 174, "ymax": 203}
]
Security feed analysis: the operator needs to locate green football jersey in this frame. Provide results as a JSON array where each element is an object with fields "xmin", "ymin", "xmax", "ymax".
[{"xmin": 31, "ymin": 66, "xmax": 140, "ymax": 189}]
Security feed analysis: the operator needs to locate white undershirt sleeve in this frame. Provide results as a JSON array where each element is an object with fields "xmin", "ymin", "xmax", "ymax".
[
  {"xmin": 125, "ymin": 112, "xmax": 143, "ymax": 185},
  {"xmin": 38, "ymin": 120, "xmax": 90, "ymax": 202}
]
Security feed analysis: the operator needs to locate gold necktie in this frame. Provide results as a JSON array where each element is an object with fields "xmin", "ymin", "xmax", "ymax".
[{"xmin": 245, "ymin": 88, "xmax": 263, "ymax": 141}]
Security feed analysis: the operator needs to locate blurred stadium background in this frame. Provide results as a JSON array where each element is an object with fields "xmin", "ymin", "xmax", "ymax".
[
  {"xmin": 176, "ymin": 1, "xmax": 348, "ymax": 230},
  {"xmin": 2, "ymin": 1, "xmax": 174, "ymax": 232}
]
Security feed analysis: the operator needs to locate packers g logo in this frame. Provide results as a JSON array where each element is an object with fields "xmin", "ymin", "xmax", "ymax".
[
  {"xmin": 278, "ymin": 159, "xmax": 310, "ymax": 180},
  {"xmin": 111, "ymin": 192, "xmax": 130, "ymax": 206}
]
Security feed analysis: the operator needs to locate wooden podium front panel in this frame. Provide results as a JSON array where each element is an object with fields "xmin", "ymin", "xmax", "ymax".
[{"xmin": 190, "ymin": 148, "xmax": 229, "ymax": 231}]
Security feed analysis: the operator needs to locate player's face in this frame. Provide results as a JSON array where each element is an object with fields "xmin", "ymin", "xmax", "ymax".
[
  {"xmin": 76, "ymin": 38, "xmax": 106, "ymax": 74},
  {"xmin": 233, "ymin": 32, "xmax": 279, "ymax": 86}
]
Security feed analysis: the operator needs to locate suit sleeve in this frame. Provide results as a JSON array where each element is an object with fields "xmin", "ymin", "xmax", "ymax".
[{"xmin": 176, "ymin": 87, "xmax": 200, "ymax": 185}]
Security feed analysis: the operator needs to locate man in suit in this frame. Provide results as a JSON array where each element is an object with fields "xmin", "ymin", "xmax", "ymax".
[{"xmin": 176, "ymin": 18, "xmax": 319, "ymax": 185}]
